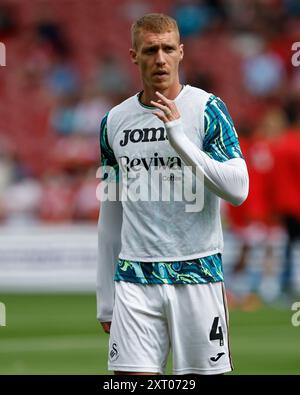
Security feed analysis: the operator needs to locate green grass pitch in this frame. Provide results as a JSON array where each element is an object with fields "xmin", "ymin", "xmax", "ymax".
[{"xmin": 0, "ymin": 294, "xmax": 299, "ymax": 375}]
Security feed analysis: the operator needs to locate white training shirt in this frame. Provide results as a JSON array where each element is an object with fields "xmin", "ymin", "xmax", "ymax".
[{"xmin": 102, "ymin": 85, "xmax": 247, "ymax": 261}]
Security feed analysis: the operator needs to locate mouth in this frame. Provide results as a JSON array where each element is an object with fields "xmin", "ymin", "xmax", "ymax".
[{"xmin": 153, "ymin": 70, "xmax": 169, "ymax": 78}]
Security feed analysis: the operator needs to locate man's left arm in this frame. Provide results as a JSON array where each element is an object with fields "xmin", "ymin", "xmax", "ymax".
[{"xmin": 152, "ymin": 93, "xmax": 249, "ymax": 206}]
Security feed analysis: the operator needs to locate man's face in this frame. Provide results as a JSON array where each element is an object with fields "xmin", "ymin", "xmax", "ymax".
[{"xmin": 130, "ymin": 29, "xmax": 183, "ymax": 91}]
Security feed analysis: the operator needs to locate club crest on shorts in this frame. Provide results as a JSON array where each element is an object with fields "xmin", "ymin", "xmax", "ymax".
[{"xmin": 109, "ymin": 342, "xmax": 119, "ymax": 362}]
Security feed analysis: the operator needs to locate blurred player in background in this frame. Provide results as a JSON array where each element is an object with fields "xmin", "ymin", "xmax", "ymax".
[
  {"xmin": 97, "ymin": 13, "xmax": 249, "ymax": 375},
  {"xmin": 226, "ymin": 108, "xmax": 286, "ymax": 309},
  {"xmin": 272, "ymin": 98, "xmax": 300, "ymax": 300}
]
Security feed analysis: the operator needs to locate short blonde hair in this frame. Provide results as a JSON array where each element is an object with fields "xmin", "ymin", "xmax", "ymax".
[{"xmin": 131, "ymin": 13, "xmax": 180, "ymax": 50}]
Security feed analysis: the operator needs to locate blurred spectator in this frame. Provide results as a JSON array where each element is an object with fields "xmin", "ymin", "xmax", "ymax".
[
  {"xmin": 46, "ymin": 55, "xmax": 79, "ymax": 97},
  {"xmin": 94, "ymin": 54, "xmax": 131, "ymax": 104},
  {"xmin": 232, "ymin": 31, "xmax": 265, "ymax": 60},
  {"xmin": 21, "ymin": 32, "xmax": 55, "ymax": 90},
  {"xmin": 32, "ymin": 1, "xmax": 70, "ymax": 57},
  {"xmin": 2, "ymin": 177, "xmax": 42, "ymax": 225},
  {"xmin": 0, "ymin": 148, "xmax": 15, "ymax": 222},
  {"xmin": 73, "ymin": 169, "xmax": 99, "ymax": 222},
  {"xmin": 0, "ymin": 2, "xmax": 18, "ymax": 39},
  {"xmin": 272, "ymin": 97, "xmax": 300, "ymax": 298},
  {"xmin": 51, "ymin": 80, "xmax": 111, "ymax": 138},
  {"xmin": 283, "ymin": 0, "xmax": 300, "ymax": 15},
  {"xmin": 39, "ymin": 171, "xmax": 75, "ymax": 223},
  {"xmin": 21, "ymin": 2, "xmax": 73, "ymax": 91},
  {"xmin": 72, "ymin": 81, "xmax": 112, "ymax": 136},
  {"xmin": 187, "ymin": 71, "xmax": 215, "ymax": 93},
  {"xmin": 243, "ymin": 46, "xmax": 286, "ymax": 96},
  {"xmin": 52, "ymin": 136, "xmax": 99, "ymax": 171},
  {"xmin": 50, "ymin": 93, "xmax": 79, "ymax": 136},
  {"xmin": 121, "ymin": 0, "xmax": 150, "ymax": 21},
  {"xmin": 226, "ymin": 107, "xmax": 287, "ymax": 308},
  {"xmin": 0, "ymin": 152, "xmax": 15, "ymax": 195},
  {"xmin": 0, "ymin": 138, "xmax": 32, "ymax": 223},
  {"xmin": 171, "ymin": 0, "xmax": 213, "ymax": 37}
]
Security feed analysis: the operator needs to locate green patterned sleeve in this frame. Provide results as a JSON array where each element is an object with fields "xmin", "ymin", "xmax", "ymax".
[
  {"xmin": 203, "ymin": 95, "xmax": 243, "ymax": 162},
  {"xmin": 99, "ymin": 112, "xmax": 119, "ymax": 181}
]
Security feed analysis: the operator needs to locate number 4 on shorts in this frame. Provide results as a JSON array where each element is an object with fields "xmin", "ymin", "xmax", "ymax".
[{"xmin": 209, "ymin": 316, "xmax": 224, "ymax": 346}]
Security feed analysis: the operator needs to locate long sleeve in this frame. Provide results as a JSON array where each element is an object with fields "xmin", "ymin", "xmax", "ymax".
[
  {"xmin": 96, "ymin": 199, "xmax": 122, "ymax": 322},
  {"xmin": 96, "ymin": 112, "xmax": 121, "ymax": 322},
  {"xmin": 165, "ymin": 96, "xmax": 249, "ymax": 206}
]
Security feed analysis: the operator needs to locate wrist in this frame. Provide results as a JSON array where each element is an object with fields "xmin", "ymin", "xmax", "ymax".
[{"xmin": 165, "ymin": 118, "xmax": 182, "ymax": 129}]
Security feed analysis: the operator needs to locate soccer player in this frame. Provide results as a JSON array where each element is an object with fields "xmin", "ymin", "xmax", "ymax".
[
  {"xmin": 272, "ymin": 98, "xmax": 300, "ymax": 299},
  {"xmin": 97, "ymin": 13, "xmax": 249, "ymax": 375}
]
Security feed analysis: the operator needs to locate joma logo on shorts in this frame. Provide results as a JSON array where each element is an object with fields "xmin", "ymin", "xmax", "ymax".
[{"xmin": 120, "ymin": 127, "xmax": 167, "ymax": 146}]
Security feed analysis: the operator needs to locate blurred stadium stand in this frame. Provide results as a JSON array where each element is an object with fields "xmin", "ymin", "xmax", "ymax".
[{"xmin": 0, "ymin": 0, "xmax": 300, "ymax": 303}]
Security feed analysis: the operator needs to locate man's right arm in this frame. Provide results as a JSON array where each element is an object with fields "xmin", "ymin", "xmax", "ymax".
[
  {"xmin": 96, "ymin": 199, "xmax": 122, "ymax": 327},
  {"xmin": 96, "ymin": 112, "xmax": 122, "ymax": 330}
]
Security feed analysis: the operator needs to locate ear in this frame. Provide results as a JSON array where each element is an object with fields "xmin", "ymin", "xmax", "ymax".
[
  {"xmin": 129, "ymin": 48, "xmax": 138, "ymax": 65},
  {"xmin": 179, "ymin": 44, "xmax": 184, "ymax": 61}
]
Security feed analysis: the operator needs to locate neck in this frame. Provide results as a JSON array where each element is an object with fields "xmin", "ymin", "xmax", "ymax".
[{"xmin": 140, "ymin": 82, "xmax": 182, "ymax": 106}]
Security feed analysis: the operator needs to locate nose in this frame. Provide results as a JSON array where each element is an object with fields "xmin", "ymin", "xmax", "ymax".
[{"xmin": 155, "ymin": 49, "xmax": 166, "ymax": 66}]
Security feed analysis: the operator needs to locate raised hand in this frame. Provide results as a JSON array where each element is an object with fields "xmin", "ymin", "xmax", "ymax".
[{"xmin": 151, "ymin": 91, "xmax": 181, "ymax": 123}]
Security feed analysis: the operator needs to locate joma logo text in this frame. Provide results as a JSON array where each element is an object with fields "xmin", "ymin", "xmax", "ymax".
[{"xmin": 120, "ymin": 127, "xmax": 167, "ymax": 146}]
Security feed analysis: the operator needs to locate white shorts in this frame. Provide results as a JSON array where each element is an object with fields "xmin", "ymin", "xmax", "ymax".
[{"xmin": 108, "ymin": 281, "xmax": 233, "ymax": 375}]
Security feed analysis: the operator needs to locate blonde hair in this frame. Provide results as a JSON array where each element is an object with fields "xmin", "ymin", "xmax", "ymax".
[{"xmin": 131, "ymin": 13, "xmax": 180, "ymax": 50}]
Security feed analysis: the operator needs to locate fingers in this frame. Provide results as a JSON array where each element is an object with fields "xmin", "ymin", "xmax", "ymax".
[
  {"xmin": 155, "ymin": 91, "xmax": 170, "ymax": 104},
  {"xmin": 152, "ymin": 111, "xmax": 168, "ymax": 123},
  {"xmin": 152, "ymin": 91, "xmax": 172, "ymax": 112},
  {"xmin": 151, "ymin": 92, "xmax": 174, "ymax": 121},
  {"xmin": 151, "ymin": 91, "xmax": 181, "ymax": 123},
  {"xmin": 150, "ymin": 100, "xmax": 170, "ymax": 114},
  {"xmin": 101, "ymin": 322, "xmax": 111, "ymax": 334}
]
